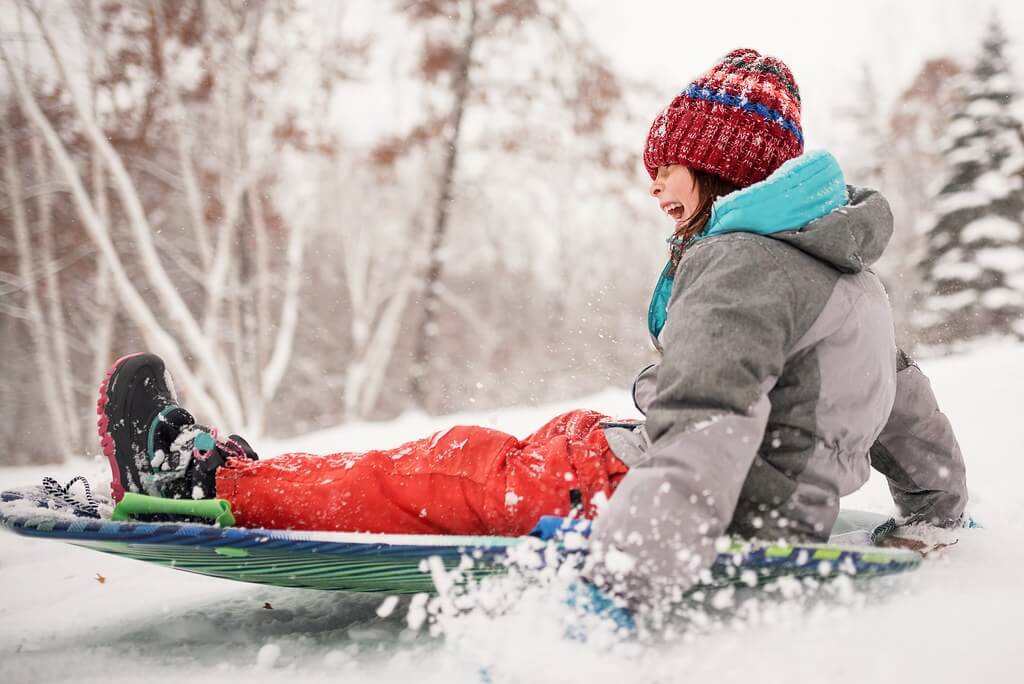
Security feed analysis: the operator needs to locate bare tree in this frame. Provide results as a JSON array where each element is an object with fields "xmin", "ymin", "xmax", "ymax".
[
  {"xmin": 3, "ymin": 123, "xmax": 74, "ymax": 454},
  {"xmin": 408, "ymin": 0, "xmax": 480, "ymax": 406},
  {"xmin": 0, "ymin": 0, "xmax": 348, "ymax": 441},
  {"xmin": 1, "ymin": 0, "xmax": 652, "ymax": 462},
  {"xmin": 386, "ymin": 0, "xmax": 631, "ymax": 411}
]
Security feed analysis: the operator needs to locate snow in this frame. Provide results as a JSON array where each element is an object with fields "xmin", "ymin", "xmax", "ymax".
[
  {"xmin": 970, "ymin": 97, "xmax": 1011, "ymax": 118},
  {"xmin": 981, "ymin": 288, "xmax": 1023, "ymax": 309},
  {"xmin": 375, "ymin": 596, "xmax": 400, "ymax": 619},
  {"xmin": 3, "ymin": 344, "xmax": 1024, "ymax": 682},
  {"xmin": 1007, "ymin": 272, "xmax": 1024, "ymax": 292},
  {"xmin": 974, "ymin": 171, "xmax": 1019, "ymax": 201},
  {"xmin": 947, "ymin": 143, "xmax": 989, "ymax": 166},
  {"xmin": 256, "ymin": 643, "xmax": 282, "ymax": 670},
  {"xmin": 946, "ymin": 117, "xmax": 977, "ymax": 139},
  {"xmin": 988, "ymin": 74, "xmax": 1015, "ymax": 93},
  {"xmin": 927, "ymin": 289, "xmax": 977, "ymax": 311},
  {"xmin": 933, "ymin": 260, "xmax": 982, "ymax": 281},
  {"xmin": 961, "ymin": 215, "xmax": 1022, "ymax": 243},
  {"xmin": 975, "ymin": 247, "xmax": 1024, "ymax": 273},
  {"xmin": 934, "ymin": 189, "xmax": 987, "ymax": 215}
]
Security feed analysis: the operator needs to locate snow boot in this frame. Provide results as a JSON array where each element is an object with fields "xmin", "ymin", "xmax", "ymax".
[{"xmin": 97, "ymin": 352, "xmax": 257, "ymax": 502}]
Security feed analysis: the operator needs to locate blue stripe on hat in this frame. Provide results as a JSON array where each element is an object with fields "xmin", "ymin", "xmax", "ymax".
[{"xmin": 681, "ymin": 85, "xmax": 804, "ymax": 145}]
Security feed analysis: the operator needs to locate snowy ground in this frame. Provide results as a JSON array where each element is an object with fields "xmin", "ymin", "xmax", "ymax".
[{"xmin": 2, "ymin": 344, "xmax": 1023, "ymax": 683}]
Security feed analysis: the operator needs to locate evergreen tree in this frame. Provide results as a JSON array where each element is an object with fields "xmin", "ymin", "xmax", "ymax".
[
  {"xmin": 915, "ymin": 16, "xmax": 1024, "ymax": 351},
  {"xmin": 881, "ymin": 57, "xmax": 962, "ymax": 347}
]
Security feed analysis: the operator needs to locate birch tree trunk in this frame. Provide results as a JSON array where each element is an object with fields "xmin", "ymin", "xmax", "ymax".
[
  {"xmin": 336, "ymin": 185, "xmax": 425, "ymax": 420},
  {"xmin": 409, "ymin": 0, "xmax": 479, "ymax": 408},
  {"xmin": 5, "ymin": 132, "xmax": 73, "ymax": 457},
  {"xmin": 251, "ymin": 188, "xmax": 271, "ymax": 394},
  {"xmin": 260, "ymin": 216, "xmax": 306, "ymax": 410},
  {"xmin": 1, "ymin": 40, "xmax": 229, "ymax": 427},
  {"xmin": 22, "ymin": 8, "xmax": 245, "ymax": 426},
  {"xmin": 86, "ymin": 0, "xmax": 116, "ymax": 398},
  {"xmin": 85, "ymin": 81, "xmax": 115, "ymax": 395},
  {"xmin": 30, "ymin": 134, "xmax": 81, "ymax": 451}
]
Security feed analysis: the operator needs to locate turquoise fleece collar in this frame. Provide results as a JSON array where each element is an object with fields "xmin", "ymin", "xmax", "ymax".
[
  {"xmin": 700, "ymin": 150, "xmax": 848, "ymax": 239},
  {"xmin": 648, "ymin": 151, "xmax": 848, "ymax": 340}
]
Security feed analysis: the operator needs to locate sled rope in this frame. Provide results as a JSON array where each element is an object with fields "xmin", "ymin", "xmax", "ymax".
[{"xmin": 41, "ymin": 476, "xmax": 100, "ymax": 519}]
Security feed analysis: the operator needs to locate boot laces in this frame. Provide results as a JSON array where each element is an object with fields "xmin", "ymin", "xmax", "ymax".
[{"xmin": 41, "ymin": 475, "xmax": 100, "ymax": 518}]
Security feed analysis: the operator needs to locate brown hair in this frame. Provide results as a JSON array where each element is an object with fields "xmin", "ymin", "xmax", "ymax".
[{"xmin": 670, "ymin": 169, "xmax": 740, "ymax": 266}]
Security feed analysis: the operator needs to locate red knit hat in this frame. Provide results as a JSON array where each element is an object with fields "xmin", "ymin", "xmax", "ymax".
[{"xmin": 643, "ymin": 48, "xmax": 804, "ymax": 188}]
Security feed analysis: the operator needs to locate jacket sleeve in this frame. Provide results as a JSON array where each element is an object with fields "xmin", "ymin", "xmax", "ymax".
[
  {"xmin": 869, "ymin": 350, "xmax": 967, "ymax": 526},
  {"xmin": 590, "ymin": 237, "xmax": 797, "ymax": 599}
]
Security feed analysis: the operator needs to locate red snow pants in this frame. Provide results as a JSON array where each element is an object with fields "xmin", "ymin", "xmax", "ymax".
[{"xmin": 214, "ymin": 409, "xmax": 630, "ymax": 535}]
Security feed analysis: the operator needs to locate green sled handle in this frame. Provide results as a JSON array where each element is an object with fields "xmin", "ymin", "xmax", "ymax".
[{"xmin": 112, "ymin": 493, "xmax": 236, "ymax": 528}]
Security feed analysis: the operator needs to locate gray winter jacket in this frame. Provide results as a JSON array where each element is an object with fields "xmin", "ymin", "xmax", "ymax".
[{"xmin": 592, "ymin": 153, "xmax": 967, "ymax": 598}]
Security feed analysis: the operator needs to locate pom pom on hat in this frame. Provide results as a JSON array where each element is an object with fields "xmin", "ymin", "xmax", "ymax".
[{"xmin": 643, "ymin": 48, "xmax": 804, "ymax": 188}]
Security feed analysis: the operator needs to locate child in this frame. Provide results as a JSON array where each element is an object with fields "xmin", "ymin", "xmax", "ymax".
[{"xmin": 99, "ymin": 48, "xmax": 967, "ymax": 602}]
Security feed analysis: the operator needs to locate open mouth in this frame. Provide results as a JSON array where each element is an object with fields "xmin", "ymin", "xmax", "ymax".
[{"xmin": 662, "ymin": 202, "xmax": 686, "ymax": 226}]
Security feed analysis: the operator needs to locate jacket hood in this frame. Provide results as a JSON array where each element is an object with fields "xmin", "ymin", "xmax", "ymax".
[{"xmin": 699, "ymin": 150, "xmax": 893, "ymax": 272}]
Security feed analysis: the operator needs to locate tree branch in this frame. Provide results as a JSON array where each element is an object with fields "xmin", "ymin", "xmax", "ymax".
[
  {"xmin": 261, "ymin": 216, "xmax": 306, "ymax": 403},
  {"xmin": 23, "ymin": 3, "xmax": 245, "ymax": 427},
  {"xmin": 5, "ymin": 124, "xmax": 73, "ymax": 454},
  {"xmin": 148, "ymin": 5, "xmax": 213, "ymax": 265},
  {"xmin": 1, "ymin": 36, "xmax": 229, "ymax": 427}
]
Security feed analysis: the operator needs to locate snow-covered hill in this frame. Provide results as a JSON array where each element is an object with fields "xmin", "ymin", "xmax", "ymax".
[{"xmin": 2, "ymin": 344, "xmax": 1022, "ymax": 683}]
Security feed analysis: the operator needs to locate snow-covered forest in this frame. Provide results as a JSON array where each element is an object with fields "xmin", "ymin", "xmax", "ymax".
[
  {"xmin": 1, "ymin": 0, "xmax": 656, "ymax": 464},
  {"xmin": 3, "ymin": 2, "xmax": 1024, "ymax": 683},
  {"xmin": 1, "ymin": 0, "xmax": 1023, "ymax": 468}
]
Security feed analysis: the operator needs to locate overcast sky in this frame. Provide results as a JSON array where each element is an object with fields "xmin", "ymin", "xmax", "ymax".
[{"xmin": 575, "ymin": 0, "xmax": 1024, "ymax": 150}]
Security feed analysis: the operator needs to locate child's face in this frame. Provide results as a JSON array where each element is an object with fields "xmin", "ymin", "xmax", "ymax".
[{"xmin": 650, "ymin": 164, "xmax": 700, "ymax": 230}]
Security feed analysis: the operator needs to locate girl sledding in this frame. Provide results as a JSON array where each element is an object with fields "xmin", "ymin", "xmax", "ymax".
[{"xmin": 96, "ymin": 48, "xmax": 967, "ymax": 606}]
